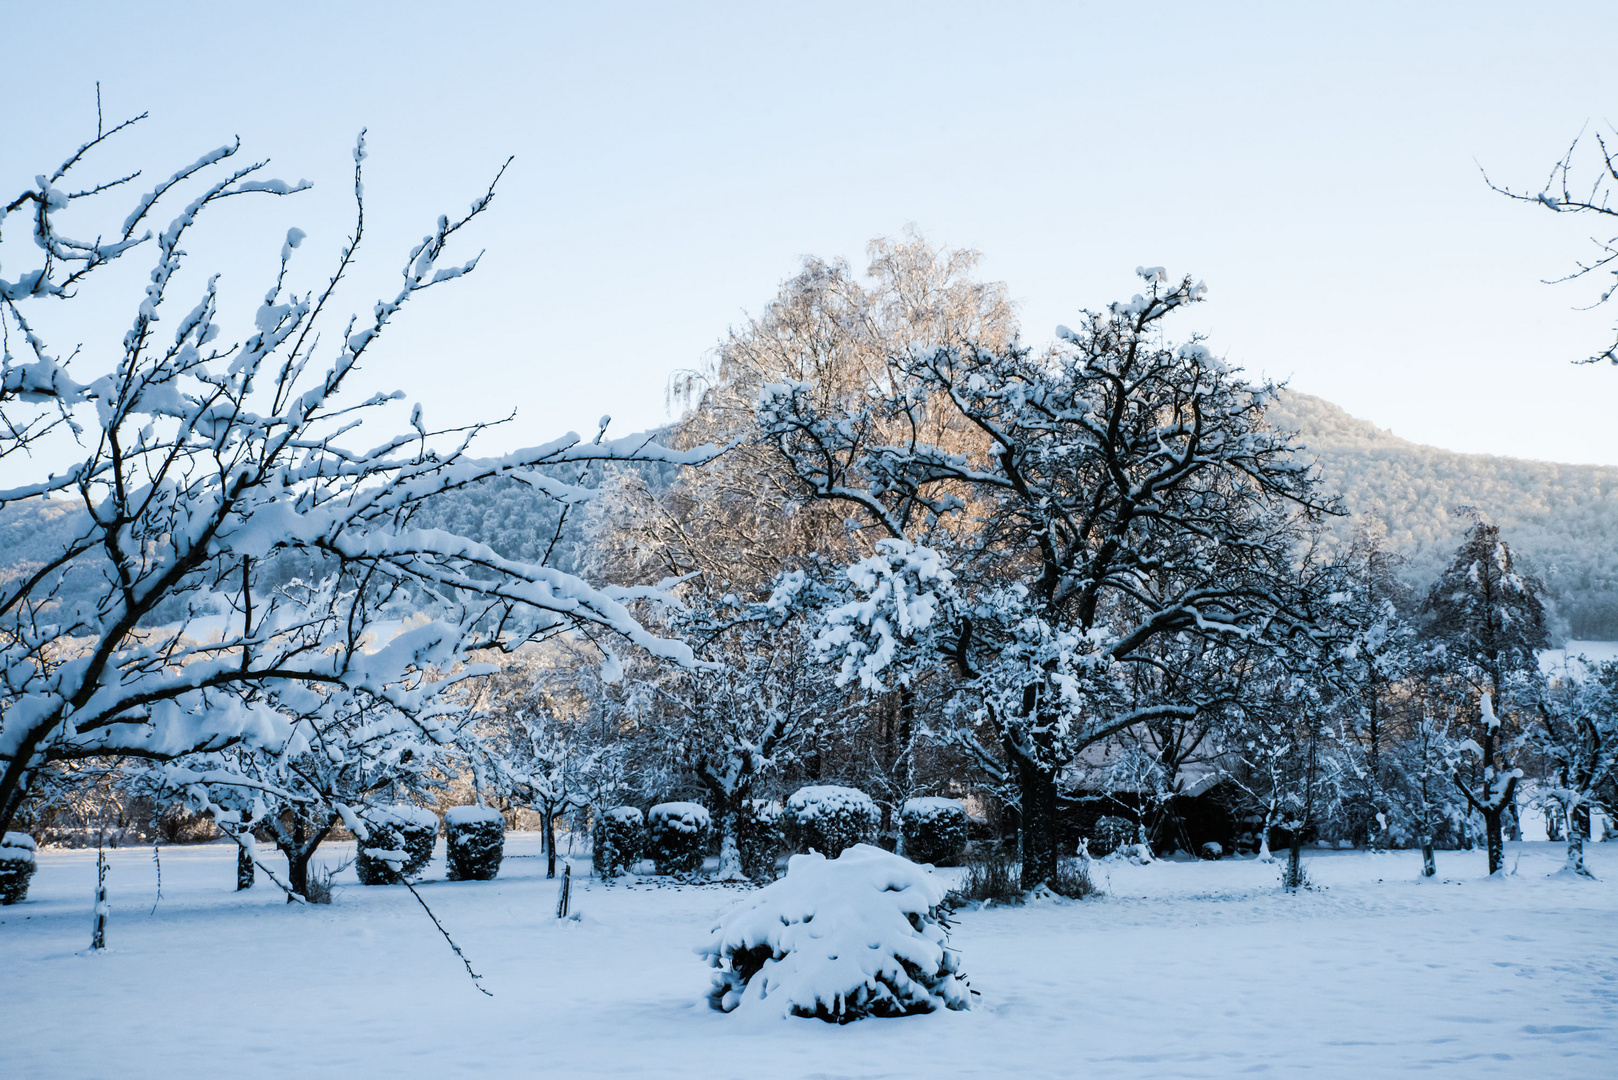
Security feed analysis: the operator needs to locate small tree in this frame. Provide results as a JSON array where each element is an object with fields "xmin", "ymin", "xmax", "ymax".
[
  {"xmin": 1530, "ymin": 659, "xmax": 1618, "ymax": 878},
  {"xmin": 1421, "ymin": 519, "xmax": 1547, "ymax": 874}
]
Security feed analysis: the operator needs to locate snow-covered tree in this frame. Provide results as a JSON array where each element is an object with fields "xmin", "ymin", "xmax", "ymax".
[
  {"xmin": 759, "ymin": 269, "xmax": 1337, "ymax": 887},
  {"xmin": 148, "ymin": 679, "xmax": 459, "ymax": 898},
  {"xmin": 656, "ymin": 598, "xmax": 831, "ymax": 878},
  {"xmin": 1529, "ymin": 658, "xmax": 1618, "ymax": 878},
  {"xmin": 1421, "ymin": 519, "xmax": 1547, "ymax": 874},
  {"xmin": 1330, "ymin": 522, "xmax": 1420, "ymax": 848},
  {"xmin": 0, "ymin": 107, "xmax": 711, "ymax": 840}
]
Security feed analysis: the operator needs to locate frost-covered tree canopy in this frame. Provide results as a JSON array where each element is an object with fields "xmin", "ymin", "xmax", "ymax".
[{"xmin": 0, "ymin": 113, "xmax": 712, "ymax": 841}]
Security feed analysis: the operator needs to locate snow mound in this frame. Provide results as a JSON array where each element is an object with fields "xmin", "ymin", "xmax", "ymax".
[{"xmin": 702, "ymin": 844, "xmax": 970, "ymax": 1022}]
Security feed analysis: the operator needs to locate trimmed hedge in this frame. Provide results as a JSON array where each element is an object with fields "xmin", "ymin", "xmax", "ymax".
[
  {"xmin": 0, "ymin": 832, "xmax": 37, "ymax": 905},
  {"xmin": 784, "ymin": 785, "xmax": 877, "ymax": 859},
  {"xmin": 648, "ymin": 802, "xmax": 711, "ymax": 875},
  {"xmin": 737, "ymin": 800, "xmax": 783, "ymax": 880},
  {"xmin": 594, "ymin": 805, "xmax": 645, "ymax": 878},
  {"xmin": 444, "ymin": 805, "xmax": 504, "ymax": 881},
  {"xmin": 355, "ymin": 804, "xmax": 439, "ymax": 885},
  {"xmin": 900, "ymin": 797, "xmax": 968, "ymax": 865}
]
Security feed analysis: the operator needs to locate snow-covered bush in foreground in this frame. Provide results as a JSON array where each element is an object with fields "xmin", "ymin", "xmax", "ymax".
[
  {"xmin": 703, "ymin": 844, "xmax": 970, "ymax": 1022},
  {"xmin": 901, "ymin": 798, "xmax": 968, "ymax": 865},
  {"xmin": 355, "ymin": 805, "xmax": 439, "ymax": 885},
  {"xmin": 648, "ymin": 802, "xmax": 711, "ymax": 874},
  {"xmin": 784, "ymin": 785, "xmax": 877, "ymax": 858},
  {"xmin": 445, "ymin": 806, "xmax": 504, "ymax": 881},
  {"xmin": 594, "ymin": 806, "xmax": 645, "ymax": 878},
  {"xmin": 0, "ymin": 832, "xmax": 36, "ymax": 904}
]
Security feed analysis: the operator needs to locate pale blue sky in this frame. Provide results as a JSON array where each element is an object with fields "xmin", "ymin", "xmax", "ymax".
[{"xmin": 7, "ymin": 1, "xmax": 1618, "ymax": 463}]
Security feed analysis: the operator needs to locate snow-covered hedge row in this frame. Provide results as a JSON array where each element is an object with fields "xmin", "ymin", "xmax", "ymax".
[
  {"xmin": 784, "ymin": 785, "xmax": 877, "ymax": 858},
  {"xmin": 900, "ymin": 797, "xmax": 968, "ymax": 865},
  {"xmin": 445, "ymin": 805, "xmax": 504, "ymax": 881},
  {"xmin": 0, "ymin": 832, "xmax": 37, "ymax": 905},
  {"xmin": 648, "ymin": 802, "xmax": 711, "ymax": 874},
  {"xmin": 703, "ymin": 844, "xmax": 970, "ymax": 1022},
  {"xmin": 737, "ymin": 800, "xmax": 783, "ymax": 880},
  {"xmin": 356, "ymin": 805, "xmax": 439, "ymax": 885},
  {"xmin": 594, "ymin": 805, "xmax": 645, "ymax": 878}
]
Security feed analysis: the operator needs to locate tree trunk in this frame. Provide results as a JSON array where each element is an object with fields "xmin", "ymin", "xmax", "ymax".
[
  {"xmin": 1484, "ymin": 805, "xmax": 1505, "ymax": 876},
  {"xmin": 715, "ymin": 806, "xmax": 744, "ymax": 880},
  {"xmin": 545, "ymin": 810, "xmax": 557, "ymax": 879},
  {"xmin": 1284, "ymin": 838, "xmax": 1304, "ymax": 891},
  {"xmin": 1257, "ymin": 824, "xmax": 1273, "ymax": 863},
  {"xmin": 287, "ymin": 847, "xmax": 311, "ymax": 900},
  {"xmin": 91, "ymin": 845, "xmax": 109, "ymax": 950},
  {"xmin": 1572, "ymin": 802, "xmax": 1592, "ymax": 842},
  {"xmin": 1016, "ymin": 755, "xmax": 1058, "ymax": 890},
  {"xmin": 1565, "ymin": 806, "xmax": 1594, "ymax": 878},
  {"xmin": 1420, "ymin": 837, "xmax": 1436, "ymax": 878},
  {"xmin": 236, "ymin": 839, "xmax": 255, "ymax": 891}
]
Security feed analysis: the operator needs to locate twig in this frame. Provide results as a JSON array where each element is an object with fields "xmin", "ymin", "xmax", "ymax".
[
  {"xmin": 401, "ymin": 878, "xmax": 493, "ymax": 997},
  {"xmin": 149, "ymin": 840, "xmax": 162, "ymax": 916}
]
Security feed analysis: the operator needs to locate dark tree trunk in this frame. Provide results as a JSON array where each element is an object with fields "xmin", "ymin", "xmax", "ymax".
[
  {"xmin": 1484, "ymin": 805, "xmax": 1505, "ymax": 876},
  {"xmin": 287, "ymin": 847, "xmax": 311, "ymax": 899},
  {"xmin": 236, "ymin": 843, "xmax": 254, "ymax": 891},
  {"xmin": 1573, "ymin": 802, "xmax": 1592, "ymax": 841},
  {"xmin": 545, "ymin": 810, "xmax": 557, "ymax": 879},
  {"xmin": 1283, "ymin": 838, "xmax": 1305, "ymax": 891},
  {"xmin": 1420, "ymin": 839, "xmax": 1436, "ymax": 878},
  {"xmin": 1016, "ymin": 755, "xmax": 1059, "ymax": 890}
]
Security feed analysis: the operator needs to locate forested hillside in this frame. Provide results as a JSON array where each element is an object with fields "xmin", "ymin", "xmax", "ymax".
[
  {"xmin": 1270, "ymin": 390, "xmax": 1618, "ymax": 637},
  {"xmin": 6, "ymin": 391, "xmax": 1616, "ymax": 635}
]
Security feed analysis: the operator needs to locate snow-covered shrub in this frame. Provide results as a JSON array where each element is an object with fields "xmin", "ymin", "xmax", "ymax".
[
  {"xmin": 355, "ymin": 805, "xmax": 439, "ymax": 885},
  {"xmin": 947, "ymin": 849, "xmax": 1022, "ymax": 906},
  {"xmin": 445, "ymin": 806, "xmax": 505, "ymax": 881},
  {"xmin": 593, "ymin": 806, "xmax": 645, "ymax": 878},
  {"xmin": 1199, "ymin": 841, "xmax": 1224, "ymax": 861},
  {"xmin": 1088, "ymin": 816, "xmax": 1135, "ymax": 857},
  {"xmin": 703, "ymin": 844, "xmax": 970, "ymax": 1022},
  {"xmin": 1047, "ymin": 855, "xmax": 1101, "ymax": 899},
  {"xmin": 784, "ymin": 785, "xmax": 877, "ymax": 858},
  {"xmin": 304, "ymin": 863, "xmax": 337, "ymax": 904},
  {"xmin": 900, "ymin": 798, "xmax": 968, "ymax": 865},
  {"xmin": 0, "ymin": 832, "xmax": 37, "ymax": 905},
  {"xmin": 737, "ymin": 800, "xmax": 783, "ymax": 880},
  {"xmin": 648, "ymin": 802, "xmax": 711, "ymax": 874}
]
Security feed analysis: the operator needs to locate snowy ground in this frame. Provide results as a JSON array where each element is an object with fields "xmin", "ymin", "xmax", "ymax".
[{"xmin": 4, "ymin": 836, "xmax": 1615, "ymax": 1079}]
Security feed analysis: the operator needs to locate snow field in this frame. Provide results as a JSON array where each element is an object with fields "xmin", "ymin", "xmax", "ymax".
[{"xmin": 2, "ymin": 835, "xmax": 1615, "ymax": 1079}]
